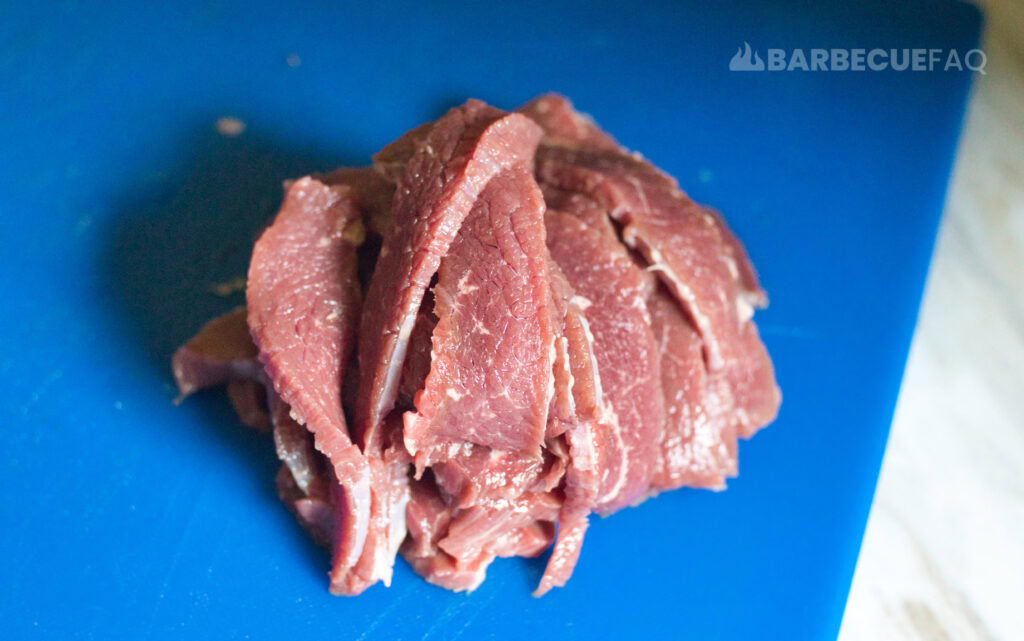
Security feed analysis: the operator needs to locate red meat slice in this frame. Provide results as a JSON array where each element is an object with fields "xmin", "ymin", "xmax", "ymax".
[
  {"xmin": 355, "ymin": 101, "xmax": 544, "ymax": 455},
  {"xmin": 534, "ymin": 263, "xmax": 606, "ymax": 595},
  {"xmin": 529, "ymin": 101, "xmax": 780, "ymax": 440},
  {"xmin": 171, "ymin": 307, "xmax": 264, "ymax": 398},
  {"xmin": 246, "ymin": 177, "xmax": 380, "ymax": 595},
  {"xmin": 403, "ymin": 166, "xmax": 554, "ymax": 466},
  {"xmin": 518, "ymin": 93, "xmax": 620, "ymax": 153},
  {"xmin": 430, "ymin": 443, "xmax": 564, "ymax": 509},
  {"xmin": 545, "ymin": 209, "xmax": 665, "ymax": 514},
  {"xmin": 648, "ymin": 288, "xmax": 737, "ymax": 490}
]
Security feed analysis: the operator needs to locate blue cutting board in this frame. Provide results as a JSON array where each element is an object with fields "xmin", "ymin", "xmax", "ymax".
[{"xmin": 0, "ymin": 1, "xmax": 980, "ymax": 639}]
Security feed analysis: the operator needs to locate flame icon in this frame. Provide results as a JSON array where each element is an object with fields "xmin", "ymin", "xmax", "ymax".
[{"xmin": 729, "ymin": 42, "xmax": 765, "ymax": 71}]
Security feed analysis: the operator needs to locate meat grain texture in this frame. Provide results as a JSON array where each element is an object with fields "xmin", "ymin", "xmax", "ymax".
[{"xmin": 172, "ymin": 95, "xmax": 781, "ymax": 596}]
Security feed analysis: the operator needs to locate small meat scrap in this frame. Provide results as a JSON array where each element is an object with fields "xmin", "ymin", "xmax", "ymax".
[{"xmin": 172, "ymin": 94, "xmax": 780, "ymax": 597}]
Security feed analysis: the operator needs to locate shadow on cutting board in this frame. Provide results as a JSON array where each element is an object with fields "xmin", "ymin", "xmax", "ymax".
[{"xmin": 102, "ymin": 122, "xmax": 361, "ymax": 582}]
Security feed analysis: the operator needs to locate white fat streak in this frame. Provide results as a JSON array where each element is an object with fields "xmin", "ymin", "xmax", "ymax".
[
  {"xmin": 446, "ymin": 388, "xmax": 464, "ymax": 400},
  {"xmin": 629, "ymin": 235, "xmax": 723, "ymax": 370},
  {"xmin": 573, "ymin": 309, "xmax": 629, "ymax": 506},
  {"xmin": 456, "ymin": 271, "xmax": 479, "ymax": 294},
  {"xmin": 573, "ymin": 311, "xmax": 603, "ymax": 401},
  {"xmin": 724, "ymin": 254, "xmax": 739, "ymax": 279},
  {"xmin": 626, "ymin": 175, "xmax": 652, "ymax": 221},
  {"xmin": 463, "ymin": 560, "xmax": 490, "ymax": 593},
  {"xmin": 345, "ymin": 465, "xmax": 372, "ymax": 569},
  {"xmin": 736, "ymin": 296, "xmax": 754, "ymax": 323},
  {"xmin": 567, "ymin": 417, "xmax": 598, "ymax": 473},
  {"xmin": 472, "ymin": 320, "xmax": 491, "ymax": 336},
  {"xmin": 593, "ymin": 399, "xmax": 628, "ymax": 506},
  {"xmin": 557, "ymin": 335, "xmax": 576, "ymax": 417},
  {"xmin": 543, "ymin": 335, "xmax": 557, "ymax": 425},
  {"xmin": 380, "ymin": 481, "xmax": 410, "ymax": 587},
  {"xmin": 570, "ymin": 295, "xmax": 592, "ymax": 311},
  {"xmin": 378, "ymin": 310, "xmax": 417, "ymax": 421}
]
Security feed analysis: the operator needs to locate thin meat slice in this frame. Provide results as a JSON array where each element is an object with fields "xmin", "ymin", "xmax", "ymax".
[
  {"xmin": 719, "ymin": 320, "xmax": 780, "ymax": 438},
  {"xmin": 648, "ymin": 288, "xmax": 737, "ymax": 490},
  {"xmin": 533, "ymin": 116, "xmax": 780, "ymax": 438},
  {"xmin": 518, "ymin": 93, "xmax": 620, "ymax": 153},
  {"xmin": 246, "ymin": 177, "xmax": 377, "ymax": 595},
  {"xmin": 395, "ymin": 296, "xmax": 437, "ymax": 411},
  {"xmin": 545, "ymin": 210, "xmax": 665, "ymax": 514},
  {"xmin": 321, "ymin": 167, "xmax": 395, "ymax": 237},
  {"xmin": 704, "ymin": 206, "xmax": 768, "ymax": 309},
  {"xmin": 171, "ymin": 307, "xmax": 264, "ymax": 398},
  {"xmin": 535, "ymin": 204, "xmax": 666, "ymax": 595},
  {"xmin": 438, "ymin": 492, "xmax": 560, "ymax": 561},
  {"xmin": 355, "ymin": 101, "xmax": 544, "ymax": 454},
  {"xmin": 401, "ymin": 477, "xmax": 493, "ymax": 593},
  {"xmin": 535, "ymin": 146, "xmax": 741, "ymax": 369},
  {"xmin": 226, "ymin": 379, "xmax": 271, "ymax": 431},
  {"xmin": 535, "ymin": 417, "xmax": 598, "ymax": 596},
  {"xmin": 403, "ymin": 165, "xmax": 553, "ymax": 466},
  {"xmin": 534, "ymin": 261, "xmax": 604, "ymax": 595},
  {"xmin": 172, "ymin": 307, "xmax": 270, "ymax": 430},
  {"xmin": 431, "ymin": 443, "xmax": 564, "ymax": 509},
  {"xmin": 269, "ymin": 391, "xmax": 335, "ymax": 548}
]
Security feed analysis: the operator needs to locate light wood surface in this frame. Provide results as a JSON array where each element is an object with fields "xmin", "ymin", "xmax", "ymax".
[{"xmin": 839, "ymin": 6, "xmax": 1024, "ymax": 640}]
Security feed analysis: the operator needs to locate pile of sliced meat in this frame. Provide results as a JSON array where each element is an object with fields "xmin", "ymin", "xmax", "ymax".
[{"xmin": 172, "ymin": 95, "xmax": 780, "ymax": 596}]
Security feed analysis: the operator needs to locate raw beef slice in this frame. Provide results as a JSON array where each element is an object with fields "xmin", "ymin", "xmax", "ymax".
[{"xmin": 171, "ymin": 93, "xmax": 780, "ymax": 598}]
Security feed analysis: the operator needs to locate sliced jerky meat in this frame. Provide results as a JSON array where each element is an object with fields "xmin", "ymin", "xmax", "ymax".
[
  {"xmin": 648, "ymin": 288, "xmax": 737, "ymax": 491},
  {"xmin": 171, "ymin": 94, "xmax": 781, "ymax": 598},
  {"xmin": 246, "ymin": 177, "xmax": 378, "ymax": 595},
  {"xmin": 320, "ymin": 166, "xmax": 395, "ymax": 237},
  {"xmin": 403, "ymin": 165, "xmax": 554, "ymax": 465},
  {"xmin": 355, "ymin": 101, "xmax": 543, "ymax": 453},
  {"xmin": 171, "ymin": 307, "xmax": 263, "ymax": 398},
  {"xmin": 545, "ymin": 209, "xmax": 665, "ymax": 514},
  {"xmin": 530, "ymin": 99, "xmax": 780, "ymax": 441},
  {"xmin": 518, "ymin": 93, "xmax": 620, "ymax": 153},
  {"xmin": 535, "ymin": 145, "xmax": 742, "ymax": 371}
]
